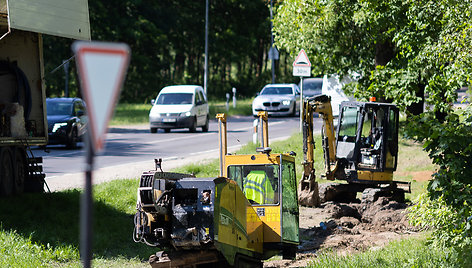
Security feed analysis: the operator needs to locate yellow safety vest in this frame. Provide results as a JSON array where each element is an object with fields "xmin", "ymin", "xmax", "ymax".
[{"xmin": 244, "ymin": 170, "xmax": 275, "ymax": 204}]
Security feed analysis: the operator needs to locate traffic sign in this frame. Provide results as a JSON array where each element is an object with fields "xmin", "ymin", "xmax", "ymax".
[
  {"xmin": 268, "ymin": 46, "xmax": 279, "ymax": 60},
  {"xmin": 73, "ymin": 41, "xmax": 131, "ymax": 153},
  {"xmin": 293, "ymin": 49, "xmax": 311, "ymax": 67},
  {"xmin": 293, "ymin": 49, "xmax": 311, "ymax": 77}
]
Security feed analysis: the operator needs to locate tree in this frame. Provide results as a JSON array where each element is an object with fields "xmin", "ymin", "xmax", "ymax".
[
  {"xmin": 275, "ymin": 0, "xmax": 472, "ymax": 256},
  {"xmin": 43, "ymin": 0, "xmax": 296, "ymax": 102},
  {"xmin": 273, "ymin": 0, "xmax": 470, "ymax": 116}
]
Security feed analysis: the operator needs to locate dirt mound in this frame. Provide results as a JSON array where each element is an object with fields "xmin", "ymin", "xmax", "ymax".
[{"xmin": 264, "ymin": 197, "xmax": 420, "ymax": 267}]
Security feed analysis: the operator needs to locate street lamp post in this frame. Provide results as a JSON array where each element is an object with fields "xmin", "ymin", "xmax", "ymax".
[{"xmin": 204, "ymin": 0, "xmax": 209, "ymax": 95}]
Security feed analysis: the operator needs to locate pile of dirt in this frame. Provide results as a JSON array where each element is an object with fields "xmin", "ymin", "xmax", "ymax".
[{"xmin": 264, "ymin": 197, "xmax": 420, "ymax": 267}]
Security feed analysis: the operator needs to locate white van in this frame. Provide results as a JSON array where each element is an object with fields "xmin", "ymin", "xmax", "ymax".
[
  {"xmin": 149, "ymin": 85, "xmax": 209, "ymax": 133},
  {"xmin": 322, "ymin": 74, "xmax": 355, "ymax": 117}
]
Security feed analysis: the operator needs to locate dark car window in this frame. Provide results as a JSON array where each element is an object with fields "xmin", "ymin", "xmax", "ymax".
[
  {"xmin": 195, "ymin": 91, "xmax": 202, "ymax": 105},
  {"xmin": 73, "ymin": 101, "xmax": 85, "ymax": 116},
  {"xmin": 197, "ymin": 91, "xmax": 206, "ymax": 104},
  {"xmin": 157, "ymin": 93, "xmax": 193, "ymax": 105},
  {"xmin": 261, "ymin": 87, "xmax": 293, "ymax": 95},
  {"xmin": 304, "ymin": 80, "xmax": 323, "ymax": 91},
  {"xmin": 47, "ymin": 101, "xmax": 73, "ymax": 116}
]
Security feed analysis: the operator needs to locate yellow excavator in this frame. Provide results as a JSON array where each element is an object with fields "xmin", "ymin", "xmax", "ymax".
[
  {"xmin": 298, "ymin": 95, "xmax": 409, "ymax": 207},
  {"xmin": 133, "ymin": 112, "xmax": 299, "ymax": 267}
]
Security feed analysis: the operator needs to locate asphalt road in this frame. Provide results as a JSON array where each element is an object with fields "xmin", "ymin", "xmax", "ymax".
[{"xmin": 33, "ymin": 116, "xmax": 323, "ymax": 191}]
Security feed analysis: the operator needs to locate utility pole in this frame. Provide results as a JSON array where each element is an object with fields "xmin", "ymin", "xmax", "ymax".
[
  {"xmin": 270, "ymin": 0, "xmax": 275, "ymax": 84},
  {"xmin": 204, "ymin": 0, "xmax": 209, "ymax": 95}
]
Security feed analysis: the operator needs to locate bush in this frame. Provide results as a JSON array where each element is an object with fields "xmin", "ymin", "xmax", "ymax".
[{"xmin": 406, "ymin": 103, "xmax": 472, "ymax": 263}]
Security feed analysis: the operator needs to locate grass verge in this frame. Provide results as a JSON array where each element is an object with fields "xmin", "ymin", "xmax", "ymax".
[
  {"xmin": 307, "ymin": 235, "xmax": 455, "ymax": 267},
  {"xmin": 0, "ymin": 180, "xmax": 154, "ymax": 267}
]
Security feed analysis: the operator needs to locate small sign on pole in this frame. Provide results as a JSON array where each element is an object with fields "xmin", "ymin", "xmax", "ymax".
[
  {"xmin": 293, "ymin": 49, "xmax": 311, "ymax": 131},
  {"xmin": 293, "ymin": 49, "xmax": 311, "ymax": 77},
  {"xmin": 72, "ymin": 41, "xmax": 130, "ymax": 268}
]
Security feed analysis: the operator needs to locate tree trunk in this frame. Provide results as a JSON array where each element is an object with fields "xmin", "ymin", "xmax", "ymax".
[
  {"xmin": 375, "ymin": 41, "xmax": 394, "ymax": 66},
  {"xmin": 407, "ymin": 83, "xmax": 425, "ymax": 116}
]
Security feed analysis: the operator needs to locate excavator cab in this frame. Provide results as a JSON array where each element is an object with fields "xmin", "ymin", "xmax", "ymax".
[
  {"xmin": 217, "ymin": 112, "xmax": 299, "ymax": 260},
  {"xmin": 336, "ymin": 101, "xmax": 399, "ymax": 181}
]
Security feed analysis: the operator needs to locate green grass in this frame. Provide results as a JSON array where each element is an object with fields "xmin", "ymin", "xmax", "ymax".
[
  {"xmin": 307, "ymin": 235, "xmax": 456, "ymax": 267},
  {"xmin": 208, "ymin": 98, "xmax": 253, "ymax": 117},
  {"xmin": 0, "ymin": 180, "xmax": 155, "ymax": 267},
  {"xmin": 109, "ymin": 99, "xmax": 254, "ymax": 126},
  {"xmin": 110, "ymin": 103, "xmax": 150, "ymax": 126}
]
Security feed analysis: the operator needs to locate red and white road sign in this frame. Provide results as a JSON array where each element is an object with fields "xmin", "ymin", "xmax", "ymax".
[
  {"xmin": 293, "ymin": 49, "xmax": 311, "ymax": 77},
  {"xmin": 73, "ymin": 41, "xmax": 131, "ymax": 153}
]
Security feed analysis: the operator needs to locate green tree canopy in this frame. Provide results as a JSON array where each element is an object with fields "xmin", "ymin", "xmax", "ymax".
[
  {"xmin": 273, "ymin": 0, "xmax": 471, "ymax": 116},
  {"xmin": 43, "ymin": 0, "xmax": 297, "ymax": 102}
]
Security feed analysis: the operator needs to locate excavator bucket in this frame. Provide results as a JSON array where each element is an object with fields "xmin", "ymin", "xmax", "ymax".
[{"xmin": 298, "ymin": 173, "xmax": 320, "ymax": 207}]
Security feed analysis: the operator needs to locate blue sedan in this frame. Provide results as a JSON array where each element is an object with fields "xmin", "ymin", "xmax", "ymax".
[{"xmin": 46, "ymin": 98, "xmax": 87, "ymax": 148}]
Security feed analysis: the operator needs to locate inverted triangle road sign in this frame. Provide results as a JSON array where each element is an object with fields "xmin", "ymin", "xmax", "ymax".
[{"xmin": 73, "ymin": 41, "xmax": 131, "ymax": 153}]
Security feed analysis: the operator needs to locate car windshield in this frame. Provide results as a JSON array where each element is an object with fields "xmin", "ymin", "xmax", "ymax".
[
  {"xmin": 156, "ymin": 93, "xmax": 193, "ymax": 105},
  {"xmin": 303, "ymin": 80, "xmax": 323, "ymax": 91},
  {"xmin": 260, "ymin": 87, "xmax": 293, "ymax": 95},
  {"xmin": 47, "ymin": 101, "xmax": 73, "ymax": 116}
]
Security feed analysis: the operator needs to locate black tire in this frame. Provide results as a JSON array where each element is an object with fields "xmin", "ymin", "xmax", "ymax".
[
  {"xmin": 291, "ymin": 103, "xmax": 297, "ymax": 117},
  {"xmin": 234, "ymin": 254, "xmax": 262, "ymax": 268},
  {"xmin": 282, "ymin": 245, "xmax": 297, "ymax": 260},
  {"xmin": 202, "ymin": 116, "xmax": 209, "ymax": 132},
  {"xmin": 66, "ymin": 128, "xmax": 78, "ymax": 149},
  {"xmin": 189, "ymin": 117, "xmax": 197, "ymax": 133},
  {"xmin": 164, "ymin": 128, "xmax": 171, "ymax": 133},
  {"xmin": 150, "ymin": 127, "xmax": 157, "ymax": 133},
  {"xmin": 13, "ymin": 147, "xmax": 26, "ymax": 194},
  {"xmin": 0, "ymin": 147, "xmax": 14, "ymax": 196}
]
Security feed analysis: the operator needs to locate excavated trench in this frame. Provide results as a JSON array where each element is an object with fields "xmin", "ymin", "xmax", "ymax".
[{"xmin": 264, "ymin": 196, "xmax": 420, "ymax": 267}]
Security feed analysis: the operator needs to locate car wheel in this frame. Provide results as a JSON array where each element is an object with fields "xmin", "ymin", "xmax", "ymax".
[
  {"xmin": 150, "ymin": 127, "xmax": 157, "ymax": 133},
  {"xmin": 189, "ymin": 117, "xmax": 197, "ymax": 133},
  {"xmin": 66, "ymin": 128, "xmax": 78, "ymax": 149},
  {"xmin": 0, "ymin": 147, "xmax": 14, "ymax": 196},
  {"xmin": 164, "ymin": 128, "xmax": 171, "ymax": 133},
  {"xmin": 291, "ymin": 103, "xmax": 297, "ymax": 117},
  {"xmin": 202, "ymin": 116, "xmax": 209, "ymax": 132}
]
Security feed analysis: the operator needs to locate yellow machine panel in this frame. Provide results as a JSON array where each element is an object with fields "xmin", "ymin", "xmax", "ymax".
[{"xmin": 214, "ymin": 178, "xmax": 263, "ymax": 263}]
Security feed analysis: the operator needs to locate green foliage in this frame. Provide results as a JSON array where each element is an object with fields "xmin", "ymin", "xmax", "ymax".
[
  {"xmin": 409, "ymin": 194, "xmax": 472, "ymax": 261},
  {"xmin": 406, "ymin": 104, "xmax": 472, "ymax": 259},
  {"xmin": 43, "ymin": 1, "xmax": 297, "ymax": 102},
  {"xmin": 273, "ymin": 0, "xmax": 471, "ymax": 113}
]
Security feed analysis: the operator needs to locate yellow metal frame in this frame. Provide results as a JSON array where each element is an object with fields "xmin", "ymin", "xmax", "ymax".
[{"xmin": 357, "ymin": 170, "xmax": 393, "ymax": 182}]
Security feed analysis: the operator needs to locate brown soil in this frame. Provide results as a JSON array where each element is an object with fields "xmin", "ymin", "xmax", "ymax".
[
  {"xmin": 264, "ymin": 197, "xmax": 421, "ymax": 267},
  {"xmin": 396, "ymin": 170, "xmax": 433, "ymax": 182}
]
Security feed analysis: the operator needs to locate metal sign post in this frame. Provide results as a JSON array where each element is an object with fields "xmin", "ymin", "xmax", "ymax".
[
  {"xmin": 293, "ymin": 49, "xmax": 311, "ymax": 131},
  {"xmin": 73, "ymin": 41, "xmax": 130, "ymax": 268}
]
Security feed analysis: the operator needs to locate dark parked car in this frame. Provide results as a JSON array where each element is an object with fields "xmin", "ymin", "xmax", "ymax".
[
  {"xmin": 46, "ymin": 98, "xmax": 87, "ymax": 148},
  {"xmin": 299, "ymin": 77, "xmax": 323, "ymax": 98}
]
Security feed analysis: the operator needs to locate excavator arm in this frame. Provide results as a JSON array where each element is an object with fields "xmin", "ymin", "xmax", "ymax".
[{"xmin": 298, "ymin": 95, "xmax": 338, "ymax": 207}]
